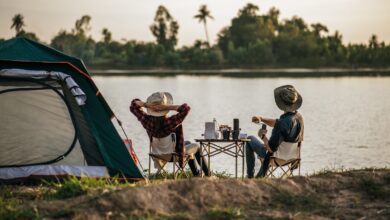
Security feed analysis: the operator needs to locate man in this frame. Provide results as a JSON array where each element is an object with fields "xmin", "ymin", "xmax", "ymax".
[
  {"xmin": 130, "ymin": 92, "xmax": 210, "ymax": 176},
  {"xmin": 246, "ymin": 85, "xmax": 304, "ymax": 178}
]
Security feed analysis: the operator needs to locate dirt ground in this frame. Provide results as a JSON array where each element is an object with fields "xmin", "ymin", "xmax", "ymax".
[{"xmin": 2, "ymin": 169, "xmax": 390, "ymax": 219}]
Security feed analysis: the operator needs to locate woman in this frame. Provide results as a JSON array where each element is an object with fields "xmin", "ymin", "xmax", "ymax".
[{"xmin": 130, "ymin": 92, "xmax": 210, "ymax": 176}]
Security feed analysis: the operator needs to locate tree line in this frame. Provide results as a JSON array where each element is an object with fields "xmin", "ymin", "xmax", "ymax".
[{"xmin": 3, "ymin": 3, "xmax": 390, "ymax": 68}]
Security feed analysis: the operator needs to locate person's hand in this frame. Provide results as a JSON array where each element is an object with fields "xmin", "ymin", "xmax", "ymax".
[
  {"xmin": 134, "ymin": 100, "xmax": 145, "ymax": 107},
  {"xmin": 148, "ymin": 104, "xmax": 167, "ymax": 111},
  {"xmin": 252, "ymin": 116, "xmax": 262, "ymax": 124},
  {"xmin": 258, "ymin": 128, "xmax": 267, "ymax": 139}
]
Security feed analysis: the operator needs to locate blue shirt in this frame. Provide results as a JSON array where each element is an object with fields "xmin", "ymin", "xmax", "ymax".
[{"xmin": 268, "ymin": 111, "xmax": 304, "ymax": 152}]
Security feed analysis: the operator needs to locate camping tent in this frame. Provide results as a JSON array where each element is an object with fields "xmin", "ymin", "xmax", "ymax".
[{"xmin": 0, "ymin": 37, "xmax": 145, "ymax": 181}]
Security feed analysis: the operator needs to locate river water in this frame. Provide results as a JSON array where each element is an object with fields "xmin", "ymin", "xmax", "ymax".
[{"xmin": 93, "ymin": 76, "xmax": 390, "ymax": 175}]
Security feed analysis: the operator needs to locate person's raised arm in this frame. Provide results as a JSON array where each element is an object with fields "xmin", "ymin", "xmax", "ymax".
[
  {"xmin": 164, "ymin": 103, "xmax": 191, "ymax": 130},
  {"xmin": 147, "ymin": 104, "xmax": 181, "ymax": 112},
  {"xmin": 252, "ymin": 116, "xmax": 276, "ymax": 127},
  {"xmin": 130, "ymin": 99, "xmax": 148, "ymax": 120}
]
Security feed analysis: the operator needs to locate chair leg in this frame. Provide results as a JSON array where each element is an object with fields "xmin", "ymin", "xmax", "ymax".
[
  {"xmin": 153, "ymin": 160, "xmax": 168, "ymax": 179},
  {"xmin": 173, "ymin": 157, "xmax": 190, "ymax": 179},
  {"xmin": 148, "ymin": 155, "xmax": 151, "ymax": 177}
]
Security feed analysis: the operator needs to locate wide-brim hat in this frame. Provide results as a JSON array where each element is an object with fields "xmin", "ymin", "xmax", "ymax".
[
  {"xmin": 274, "ymin": 85, "xmax": 302, "ymax": 112},
  {"xmin": 146, "ymin": 92, "xmax": 173, "ymax": 117}
]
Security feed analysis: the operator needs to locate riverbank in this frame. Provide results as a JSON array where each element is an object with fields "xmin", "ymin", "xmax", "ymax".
[
  {"xmin": 1, "ymin": 168, "xmax": 389, "ymax": 219},
  {"xmin": 89, "ymin": 68, "xmax": 390, "ymax": 77}
]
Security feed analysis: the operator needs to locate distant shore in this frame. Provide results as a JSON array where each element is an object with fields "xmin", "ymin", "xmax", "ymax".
[{"xmin": 90, "ymin": 68, "xmax": 390, "ymax": 77}]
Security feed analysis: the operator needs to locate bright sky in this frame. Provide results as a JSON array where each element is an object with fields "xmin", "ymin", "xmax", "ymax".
[{"xmin": 0, "ymin": 0, "xmax": 389, "ymax": 46}]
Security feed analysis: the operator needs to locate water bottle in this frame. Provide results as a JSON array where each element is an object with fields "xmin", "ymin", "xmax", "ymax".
[{"xmin": 260, "ymin": 124, "xmax": 267, "ymax": 139}]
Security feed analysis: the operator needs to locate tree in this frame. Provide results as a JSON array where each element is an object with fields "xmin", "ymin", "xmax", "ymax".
[
  {"xmin": 238, "ymin": 3, "xmax": 259, "ymax": 16},
  {"xmin": 311, "ymin": 23, "xmax": 328, "ymax": 37},
  {"xmin": 218, "ymin": 3, "xmax": 276, "ymax": 51},
  {"xmin": 102, "ymin": 28, "xmax": 112, "ymax": 44},
  {"xmin": 194, "ymin": 5, "xmax": 214, "ymax": 46},
  {"xmin": 267, "ymin": 7, "xmax": 280, "ymax": 30},
  {"xmin": 73, "ymin": 15, "xmax": 91, "ymax": 36},
  {"xmin": 51, "ymin": 15, "xmax": 95, "ymax": 63},
  {"xmin": 150, "ymin": 5, "xmax": 179, "ymax": 51},
  {"xmin": 11, "ymin": 14, "xmax": 25, "ymax": 36}
]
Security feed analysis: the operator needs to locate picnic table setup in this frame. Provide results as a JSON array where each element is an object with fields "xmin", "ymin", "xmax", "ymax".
[{"xmin": 195, "ymin": 118, "xmax": 249, "ymax": 179}]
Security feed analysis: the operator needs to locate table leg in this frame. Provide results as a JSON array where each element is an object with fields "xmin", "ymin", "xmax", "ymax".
[
  {"xmin": 199, "ymin": 142, "xmax": 203, "ymax": 177},
  {"xmin": 242, "ymin": 142, "xmax": 245, "ymax": 180},
  {"xmin": 235, "ymin": 142, "xmax": 238, "ymax": 178},
  {"xmin": 208, "ymin": 142, "xmax": 211, "ymax": 176}
]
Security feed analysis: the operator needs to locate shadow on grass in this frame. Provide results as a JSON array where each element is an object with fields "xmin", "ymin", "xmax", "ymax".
[
  {"xmin": 202, "ymin": 207, "xmax": 245, "ymax": 220},
  {"xmin": 357, "ymin": 175, "xmax": 390, "ymax": 201},
  {"xmin": 269, "ymin": 188, "xmax": 329, "ymax": 214}
]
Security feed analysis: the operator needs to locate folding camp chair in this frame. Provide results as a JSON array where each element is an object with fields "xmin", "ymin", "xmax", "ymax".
[
  {"xmin": 148, "ymin": 133, "xmax": 193, "ymax": 179},
  {"xmin": 260, "ymin": 142, "xmax": 301, "ymax": 178},
  {"xmin": 148, "ymin": 152, "xmax": 193, "ymax": 179}
]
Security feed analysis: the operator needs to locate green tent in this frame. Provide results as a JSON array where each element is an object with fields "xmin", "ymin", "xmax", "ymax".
[{"xmin": 0, "ymin": 37, "xmax": 145, "ymax": 180}]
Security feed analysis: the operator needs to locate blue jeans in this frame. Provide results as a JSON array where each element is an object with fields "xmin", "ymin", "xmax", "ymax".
[{"xmin": 245, "ymin": 135, "xmax": 267, "ymax": 178}]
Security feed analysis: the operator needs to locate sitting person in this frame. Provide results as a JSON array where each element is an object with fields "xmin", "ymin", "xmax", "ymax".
[
  {"xmin": 246, "ymin": 85, "xmax": 304, "ymax": 178},
  {"xmin": 130, "ymin": 92, "xmax": 210, "ymax": 176}
]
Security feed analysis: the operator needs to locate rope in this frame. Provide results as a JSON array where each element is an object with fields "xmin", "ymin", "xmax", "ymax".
[{"xmin": 113, "ymin": 114, "xmax": 145, "ymax": 172}]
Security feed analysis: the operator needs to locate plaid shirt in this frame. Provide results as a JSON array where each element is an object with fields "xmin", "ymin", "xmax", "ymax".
[{"xmin": 130, "ymin": 99, "xmax": 191, "ymax": 167}]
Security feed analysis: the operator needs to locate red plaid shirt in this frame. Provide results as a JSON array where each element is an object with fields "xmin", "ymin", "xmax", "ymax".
[{"xmin": 130, "ymin": 99, "xmax": 191, "ymax": 167}]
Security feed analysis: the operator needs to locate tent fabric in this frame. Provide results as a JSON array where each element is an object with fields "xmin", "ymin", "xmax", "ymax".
[
  {"xmin": 0, "ymin": 37, "xmax": 89, "ymax": 74},
  {"xmin": 0, "ymin": 165, "xmax": 109, "ymax": 180},
  {"xmin": 61, "ymin": 82, "xmax": 106, "ymax": 166},
  {"xmin": 0, "ymin": 68, "xmax": 87, "ymax": 105},
  {"xmin": 0, "ymin": 81, "xmax": 81, "ymax": 166},
  {"xmin": 0, "ymin": 37, "xmax": 145, "ymax": 179}
]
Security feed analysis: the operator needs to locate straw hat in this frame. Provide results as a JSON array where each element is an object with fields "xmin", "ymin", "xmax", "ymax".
[
  {"xmin": 146, "ymin": 92, "xmax": 173, "ymax": 116},
  {"xmin": 274, "ymin": 85, "xmax": 302, "ymax": 112}
]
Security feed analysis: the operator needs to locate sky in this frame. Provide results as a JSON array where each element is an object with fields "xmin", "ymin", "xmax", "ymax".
[{"xmin": 0, "ymin": 0, "xmax": 389, "ymax": 46}]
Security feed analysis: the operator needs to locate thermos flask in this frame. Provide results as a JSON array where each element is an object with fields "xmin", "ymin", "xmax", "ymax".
[{"xmin": 233, "ymin": 118, "xmax": 239, "ymax": 139}]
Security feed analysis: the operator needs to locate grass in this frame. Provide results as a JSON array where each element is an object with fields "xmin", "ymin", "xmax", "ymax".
[
  {"xmin": 0, "ymin": 197, "xmax": 39, "ymax": 220},
  {"xmin": 202, "ymin": 207, "xmax": 245, "ymax": 220},
  {"xmin": 270, "ymin": 188, "xmax": 329, "ymax": 214},
  {"xmin": 212, "ymin": 170, "xmax": 232, "ymax": 179},
  {"xmin": 43, "ymin": 176, "xmax": 136, "ymax": 199},
  {"xmin": 356, "ymin": 175, "xmax": 390, "ymax": 201},
  {"xmin": 1, "ymin": 168, "xmax": 389, "ymax": 219}
]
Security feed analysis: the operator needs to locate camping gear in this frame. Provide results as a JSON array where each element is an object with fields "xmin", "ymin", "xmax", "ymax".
[
  {"xmin": 0, "ymin": 37, "xmax": 145, "ymax": 181},
  {"xmin": 232, "ymin": 118, "xmax": 240, "ymax": 140},
  {"xmin": 222, "ymin": 128, "xmax": 231, "ymax": 140},
  {"xmin": 259, "ymin": 124, "xmax": 267, "ymax": 139},
  {"xmin": 203, "ymin": 119, "xmax": 220, "ymax": 139},
  {"xmin": 259, "ymin": 142, "xmax": 302, "ymax": 178},
  {"xmin": 148, "ymin": 133, "xmax": 194, "ymax": 179},
  {"xmin": 195, "ymin": 138, "xmax": 249, "ymax": 179}
]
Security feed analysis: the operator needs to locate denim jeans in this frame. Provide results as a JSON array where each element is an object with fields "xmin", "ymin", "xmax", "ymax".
[
  {"xmin": 185, "ymin": 141, "xmax": 210, "ymax": 176},
  {"xmin": 245, "ymin": 135, "xmax": 267, "ymax": 178}
]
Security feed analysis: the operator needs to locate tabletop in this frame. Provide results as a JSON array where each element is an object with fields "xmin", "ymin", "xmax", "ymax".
[{"xmin": 194, "ymin": 139, "xmax": 250, "ymax": 142}]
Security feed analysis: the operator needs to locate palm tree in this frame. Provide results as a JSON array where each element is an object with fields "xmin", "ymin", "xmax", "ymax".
[
  {"xmin": 11, "ymin": 14, "xmax": 25, "ymax": 36},
  {"xmin": 102, "ymin": 28, "xmax": 112, "ymax": 44},
  {"xmin": 194, "ymin": 5, "xmax": 214, "ymax": 46}
]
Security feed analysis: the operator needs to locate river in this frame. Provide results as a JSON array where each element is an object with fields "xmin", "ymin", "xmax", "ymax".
[{"xmin": 93, "ymin": 75, "xmax": 390, "ymax": 175}]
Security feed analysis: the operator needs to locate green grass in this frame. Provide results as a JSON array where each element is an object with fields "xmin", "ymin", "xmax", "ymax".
[
  {"xmin": 270, "ymin": 188, "xmax": 328, "ymax": 214},
  {"xmin": 0, "ymin": 197, "xmax": 39, "ymax": 220},
  {"xmin": 43, "ymin": 176, "xmax": 135, "ymax": 199},
  {"xmin": 356, "ymin": 175, "xmax": 390, "ymax": 201},
  {"xmin": 212, "ymin": 170, "xmax": 232, "ymax": 178}
]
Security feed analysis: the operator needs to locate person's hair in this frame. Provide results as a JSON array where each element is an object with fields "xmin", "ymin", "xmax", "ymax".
[{"xmin": 150, "ymin": 116, "xmax": 166, "ymax": 132}]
